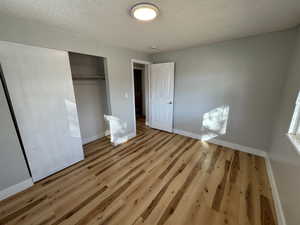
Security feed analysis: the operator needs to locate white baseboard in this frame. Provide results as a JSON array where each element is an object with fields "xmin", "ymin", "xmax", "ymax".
[
  {"xmin": 146, "ymin": 121, "xmax": 149, "ymax": 126},
  {"xmin": 173, "ymin": 129, "xmax": 201, "ymax": 140},
  {"xmin": 0, "ymin": 178, "xmax": 33, "ymax": 201},
  {"xmin": 265, "ymin": 157, "xmax": 287, "ymax": 225},
  {"xmin": 173, "ymin": 129, "xmax": 267, "ymax": 157},
  {"xmin": 208, "ymin": 138, "xmax": 267, "ymax": 157},
  {"xmin": 173, "ymin": 128, "xmax": 285, "ymax": 225},
  {"xmin": 82, "ymin": 133, "xmax": 105, "ymax": 145}
]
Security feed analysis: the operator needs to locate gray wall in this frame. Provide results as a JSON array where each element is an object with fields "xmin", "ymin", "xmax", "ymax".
[
  {"xmin": 152, "ymin": 29, "xmax": 297, "ymax": 151},
  {"xmin": 0, "ymin": 13, "xmax": 149, "ymax": 138},
  {"xmin": 0, "ymin": 80, "xmax": 30, "ymax": 191},
  {"xmin": 269, "ymin": 26, "xmax": 300, "ymax": 225},
  {"xmin": 73, "ymin": 80, "xmax": 108, "ymax": 144}
]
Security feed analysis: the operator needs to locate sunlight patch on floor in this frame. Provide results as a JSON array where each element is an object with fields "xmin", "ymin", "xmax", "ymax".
[{"xmin": 104, "ymin": 115, "xmax": 130, "ymax": 145}]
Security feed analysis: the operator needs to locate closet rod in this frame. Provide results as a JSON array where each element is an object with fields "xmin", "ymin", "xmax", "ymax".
[{"xmin": 72, "ymin": 75, "xmax": 105, "ymax": 80}]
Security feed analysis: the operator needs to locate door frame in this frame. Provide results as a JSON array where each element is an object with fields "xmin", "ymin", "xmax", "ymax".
[{"xmin": 131, "ymin": 59, "xmax": 151, "ymax": 135}]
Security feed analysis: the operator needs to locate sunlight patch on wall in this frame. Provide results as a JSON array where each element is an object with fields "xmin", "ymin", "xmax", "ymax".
[
  {"xmin": 201, "ymin": 105, "xmax": 229, "ymax": 141},
  {"xmin": 104, "ymin": 115, "xmax": 129, "ymax": 145}
]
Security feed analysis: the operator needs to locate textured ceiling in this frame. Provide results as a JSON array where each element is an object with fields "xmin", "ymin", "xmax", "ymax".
[{"xmin": 0, "ymin": 0, "xmax": 300, "ymax": 52}]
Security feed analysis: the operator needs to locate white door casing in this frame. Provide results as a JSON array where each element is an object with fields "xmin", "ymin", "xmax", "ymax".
[
  {"xmin": 0, "ymin": 41, "xmax": 84, "ymax": 182},
  {"xmin": 150, "ymin": 62, "xmax": 174, "ymax": 132}
]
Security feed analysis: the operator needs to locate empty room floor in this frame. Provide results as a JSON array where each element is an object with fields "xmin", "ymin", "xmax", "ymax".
[{"xmin": 0, "ymin": 120, "xmax": 277, "ymax": 225}]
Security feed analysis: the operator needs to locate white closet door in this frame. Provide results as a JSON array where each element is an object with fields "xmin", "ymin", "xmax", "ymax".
[
  {"xmin": 0, "ymin": 41, "xmax": 84, "ymax": 182},
  {"xmin": 150, "ymin": 63, "xmax": 174, "ymax": 132}
]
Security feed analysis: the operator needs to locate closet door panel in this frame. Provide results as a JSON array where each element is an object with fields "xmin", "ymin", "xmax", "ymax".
[{"xmin": 0, "ymin": 41, "xmax": 84, "ymax": 181}]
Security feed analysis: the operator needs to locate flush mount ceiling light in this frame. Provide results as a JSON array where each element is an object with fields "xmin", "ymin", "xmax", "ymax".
[{"xmin": 131, "ymin": 3, "xmax": 159, "ymax": 21}]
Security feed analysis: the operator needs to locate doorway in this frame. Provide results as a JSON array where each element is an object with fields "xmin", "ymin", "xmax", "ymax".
[
  {"xmin": 131, "ymin": 60, "xmax": 175, "ymax": 135},
  {"xmin": 134, "ymin": 67, "xmax": 144, "ymax": 118},
  {"xmin": 131, "ymin": 60, "xmax": 151, "ymax": 135}
]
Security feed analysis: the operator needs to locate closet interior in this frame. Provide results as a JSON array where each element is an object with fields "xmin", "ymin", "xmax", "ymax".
[{"xmin": 68, "ymin": 52, "xmax": 109, "ymax": 145}]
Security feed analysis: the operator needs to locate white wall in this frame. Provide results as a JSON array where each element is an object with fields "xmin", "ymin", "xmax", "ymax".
[
  {"xmin": 269, "ymin": 26, "xmax": 300, "ymax": 225},
  {"xmin": 152, "ymin": 29, "xmax": 297, "ymax": 151}
]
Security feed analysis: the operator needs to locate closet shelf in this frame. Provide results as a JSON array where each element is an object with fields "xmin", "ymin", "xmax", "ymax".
[{"xmin": 72, "ymin": 75, "xmax": 105, "ymax": 80}]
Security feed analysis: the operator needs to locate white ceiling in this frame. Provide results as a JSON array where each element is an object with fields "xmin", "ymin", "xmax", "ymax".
[{"xmin": 0, "ymin": 0, "xmax": 300, "ymax": 53}]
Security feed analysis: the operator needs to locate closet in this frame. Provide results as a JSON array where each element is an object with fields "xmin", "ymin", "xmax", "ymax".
[
  {"xmin": 0, "ymin": 41, "xmax": 84, "ymax": 182},
  {"xmin": 0, "ymin": 41, "xmax": 110, "ymax": 182},
  {"xmin": 68, "ymin": 52, "xmax": 109, "ymax": 144}
]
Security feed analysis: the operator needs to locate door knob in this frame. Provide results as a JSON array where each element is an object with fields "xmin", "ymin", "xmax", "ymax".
[{"xmin": 168, "ymin": 101, "xmax": 173, "ymax": 104}]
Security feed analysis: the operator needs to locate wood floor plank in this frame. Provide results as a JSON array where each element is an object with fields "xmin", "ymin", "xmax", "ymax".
[
  {"xmin": 239, "ymin": 152, "xmax": 253, "ymax": 225},
  {"xmin": 0, "ymin": 119, "xmax": 278, "ymax": 225}
]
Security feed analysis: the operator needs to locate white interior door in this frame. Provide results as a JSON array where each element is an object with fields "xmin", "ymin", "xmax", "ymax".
[
  {"xmin": 0, "ymin": 41, "xmax": 84, "ymax": 182},
  {"xmin": 150, "ymin": 62, "xmax": 174, "ymax": 132}
]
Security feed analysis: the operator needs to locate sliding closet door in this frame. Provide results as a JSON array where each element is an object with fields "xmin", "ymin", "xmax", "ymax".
[{"xmin": 0, "ymin": 41, "xmax": 84, "ymax": 182}]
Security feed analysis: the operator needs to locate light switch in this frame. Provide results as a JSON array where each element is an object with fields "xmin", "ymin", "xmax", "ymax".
[{"xmin": 124, "ymin": 92, "xmax": 129, "ymax": 99}]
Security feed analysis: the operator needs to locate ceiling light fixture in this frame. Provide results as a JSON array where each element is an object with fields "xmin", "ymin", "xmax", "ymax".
[{"xmin": 131, "ymin": 3, "xmax": 159, "ymax": 21}]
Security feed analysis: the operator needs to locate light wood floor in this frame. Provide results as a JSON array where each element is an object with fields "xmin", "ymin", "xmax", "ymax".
[{"xmin": 0, "ymin": 120, "xmax": 278, "ymax": 225}]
